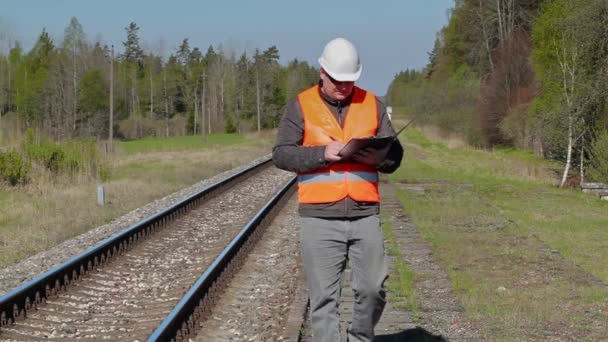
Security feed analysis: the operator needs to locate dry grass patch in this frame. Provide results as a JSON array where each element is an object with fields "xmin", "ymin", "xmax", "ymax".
[
  {"xmin": 417, "ymin": 125, "xmax": 468, "ymax": 149},
  {"xmin": 0, "ymin": 137, "xmax": 273, "ymax": 268}
]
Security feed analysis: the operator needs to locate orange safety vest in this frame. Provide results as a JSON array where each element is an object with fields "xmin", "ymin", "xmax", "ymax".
[{"xmin": 297, "ymin": 85, "xmax": 380, "ymax": 204}]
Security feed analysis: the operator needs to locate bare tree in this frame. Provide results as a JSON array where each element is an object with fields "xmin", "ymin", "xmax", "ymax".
[
  {"xmin": 477, "ymin": 0, "xmax": 495, "ymax": 70},
  {"xmin": 553, "ymin": 34, "xmax": 579, "ymax": 187},
  {"xmin": 149, "ymin": 61, "xmax": 154, "ymax": 116},
  {"xmin": 63, "ymin": 17, "xmax": 86, "ymax": 134},
  {"xmin": 256, "ymin": 70, "xmax": 260, "ymax": 132}
]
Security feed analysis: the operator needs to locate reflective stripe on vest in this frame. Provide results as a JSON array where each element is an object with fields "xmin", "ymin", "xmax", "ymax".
[
  {"xmin": 298, "ymin": 171, "xmax": 379, "ymax": 184},
  {"xmin": 296, "ymin": 85, "xmax": 380, "ymax": 204}
]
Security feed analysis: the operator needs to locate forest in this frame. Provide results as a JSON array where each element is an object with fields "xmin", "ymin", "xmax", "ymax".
[
  {"xmin": 386, "ymin": 0, "xmax": 608, "ymax": 187},
  {"xmin": 0, "ymin": 19, "xmax": 319, "ymax": 141}
]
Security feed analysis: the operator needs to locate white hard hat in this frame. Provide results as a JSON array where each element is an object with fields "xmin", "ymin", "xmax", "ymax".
[{"xmin": 318, "ymin": 37, "xmax": 362, "ymax": 82}]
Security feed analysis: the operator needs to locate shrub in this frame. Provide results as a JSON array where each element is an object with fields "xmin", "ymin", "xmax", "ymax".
[
  {"xmin": 0, "ymin": 151, "xmax": 30, "ymax": 186},
  {"xmin": 24, "ymin": 139, "xmax": 70, "ymax": 173},
  {"xmin": 22, "ymin": 129, "xmax": 102, "ymax": 178},
  {"xmin": 61, "ymin": 139, "xmax": 100, "ymax": 176},
  {"xmin": 118, "ymin": 116, "xmax": 160, "ymax": 139}
]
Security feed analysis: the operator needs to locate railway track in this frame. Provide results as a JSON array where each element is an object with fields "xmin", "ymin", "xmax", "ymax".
[
  {"xmin": 190, "ymin": 197, "xmax": 302, "ymax": 341},
  {"xmin": 0, "ymin": 158, "xmax": 296, "ymax": 341}
]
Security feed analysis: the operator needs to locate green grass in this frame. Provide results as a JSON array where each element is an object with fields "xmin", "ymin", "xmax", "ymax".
[
  {"xmin": 382, "ymin": 213, "xmax": 420, "ymax": 320},
  {"xmin": 388, "ymin": 127, "xmax": 608, "ymax": 340},
  {"xmin": 115, "ymin": 133, "xmax": 245, "ymax": 155}
]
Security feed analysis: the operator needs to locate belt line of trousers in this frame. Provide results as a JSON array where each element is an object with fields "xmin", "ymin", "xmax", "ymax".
[{"xmin": 300, "ymin": 215, "xmax": 388, "ymax": 342}]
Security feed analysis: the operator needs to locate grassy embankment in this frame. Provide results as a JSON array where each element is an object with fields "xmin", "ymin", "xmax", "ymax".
[
  {"xmin": 387, "ymin": 116, "xmax": 608, "ymax": 340},
  {"xmin": 0, "ymin": 132, "xmax": 275, "ymax": 268}
]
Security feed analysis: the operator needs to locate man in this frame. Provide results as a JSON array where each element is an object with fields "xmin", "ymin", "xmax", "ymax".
[{"xmin": 273, "ymin": 37, "xmax": 403, "ymax": 342}]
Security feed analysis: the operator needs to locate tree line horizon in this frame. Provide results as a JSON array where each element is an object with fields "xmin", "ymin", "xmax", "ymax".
[
  {"xmin": 2, "ymin": 1, "xmax": 608, "ymax": 187},
  {"xmin": 0, "ymin": 18, "xmax": 319, "ymax": 142}
]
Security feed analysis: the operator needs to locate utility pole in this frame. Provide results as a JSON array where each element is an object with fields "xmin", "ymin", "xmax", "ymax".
[
  {"xmin": 256, "ymin": 70, "xmax": 260, "ymax": 132},
  {"xmin": 149, "ymin": 62, "xmax": 153, "ymax": 116},
  {"xmin": 163, "ymin": 66, "xmax": 169, "ymax": 137},
  {"xmin": 109, "ymin": 45, "xmax": 114, "ymax": 152},
  {"xmin": 201, "ymin": 73, "xmax": 207, "ymax": 142},
  {"xmin": 194, "ymin": 85, "xmax": 198, "ymax": 135}
]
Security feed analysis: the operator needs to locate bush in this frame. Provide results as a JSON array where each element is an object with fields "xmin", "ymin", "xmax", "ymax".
[
  {"xmin": 588, "ymin": 130, "xmax": 608, "ymax": 183},
  {"xmin": 0, "ymin": 151, "xmax": 30, "ymax": 186},
  {"xmin": 24, "ymin": 138, "xmax": 75, "ymax": 173},
  {"xmin": 22, "ymin": 129, "xmax": 102, "ymax": 178},
  {"xmin": 27, "ymin": 143, "xmax": 68, "ymax": 172},
  {"xmin": 61, "ymin": 139, "xmax": 100, "ymax": 176},
  {"xmin": 118, "ymin": 116, "xmax": 161, "ymax": 139}
]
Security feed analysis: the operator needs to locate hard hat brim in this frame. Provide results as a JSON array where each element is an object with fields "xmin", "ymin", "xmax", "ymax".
[{"xmin": 319, "ymin": 58, "xmax": 362, "ymax": 82}]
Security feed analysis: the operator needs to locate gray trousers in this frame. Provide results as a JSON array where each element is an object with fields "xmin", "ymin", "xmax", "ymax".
[{"xmin": 300, "ymin": 215, "xmax": 388, "ymax": 342}]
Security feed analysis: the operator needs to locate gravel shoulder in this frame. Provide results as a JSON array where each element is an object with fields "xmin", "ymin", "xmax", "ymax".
[{"xmin": 0, "ymin": 157, "xmax": 271, "ymax": 296}]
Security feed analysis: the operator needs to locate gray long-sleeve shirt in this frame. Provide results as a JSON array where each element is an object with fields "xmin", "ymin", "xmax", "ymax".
[{"xmin": 273, "ymin": 84, "xmax": 403, "ymax": 218}]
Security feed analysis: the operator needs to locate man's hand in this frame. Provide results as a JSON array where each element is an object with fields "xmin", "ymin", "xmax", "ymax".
[
  {"xmin": 324, "ymin": 140, "xmax": 345, "ymax": 162},
  {"xmin": 353, "ymin": 148, "xmax": 383, "ymax": 166}
]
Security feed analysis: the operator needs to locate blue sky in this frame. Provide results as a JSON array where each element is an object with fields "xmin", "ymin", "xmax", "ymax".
[{"xmin": 1, "ymin": 0, "xmax": 453, "ymax": 95}]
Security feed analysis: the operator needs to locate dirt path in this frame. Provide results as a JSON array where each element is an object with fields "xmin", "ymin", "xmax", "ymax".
[{"xmin": 380, "ymin": 182, "xmax": 483, "ymax": 341}]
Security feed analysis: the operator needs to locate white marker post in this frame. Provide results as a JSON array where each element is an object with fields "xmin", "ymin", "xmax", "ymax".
[{"xmin": 97, "ymin": 184, "xmax": 105, "ymax": 206}]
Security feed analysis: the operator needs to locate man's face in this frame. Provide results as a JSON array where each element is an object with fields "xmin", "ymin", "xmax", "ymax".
[{"xmin": 320, "ymin": 69, "xmax": 355, "ymax": 101}]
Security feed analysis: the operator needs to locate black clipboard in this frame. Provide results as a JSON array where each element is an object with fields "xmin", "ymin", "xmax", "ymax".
[{"xmin": 338, "ymin": 117, "xmax": 414, "ymax": 160}]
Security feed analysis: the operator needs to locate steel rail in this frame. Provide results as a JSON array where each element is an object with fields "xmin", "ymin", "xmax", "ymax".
[
  {"xmin": 147, "ymin": 175, "xmax": 297, "ymax": 342},
  {"xmin": 0, "ymin": 157, "xmax": 272, "ymax": 326}
]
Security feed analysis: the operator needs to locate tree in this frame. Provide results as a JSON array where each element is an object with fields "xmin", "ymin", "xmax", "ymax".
[
  {"xmin": 7, "ymin": 43, "xmax": 23, "ymax": 112},
  {"xmin": 480, "ymin": 31, "xmax": 535, "ymax": 147},
  {"xmin": 531, "ymin": 0, "xmax": 608, "ymax": 187},
  {"xmin": 79, "ymin": 69, "xmax": 108, "ymax": 137},
  {"xmin": 176, "ymin": 38, "xmax": 191, "ymax": 66},
  {"xmin": 235, "ymin": 52, "xmax": 254, "ymax": 132},
  {"xmin": 122, "ymin": 22, "xmax": 144, "ymax": 63},
  {"xmin": 15, "ymin": 29, "xmax": 54, "ymax": 131},
  {"xmin": 62, "ymin": 17, "xmax": 86, "ymax": 133},
  {"xmin": 252, "ymin": 46, "xmax": 284, "ymax": 130},
  {"xmin": 285, "ymin": 59, "xmax": 318, "ymax": 101},
  {"xmin": 121, "ymin": 22, "xmax": 145, "ymax": 117},
  {"xmin": 175, "ymin": 38, "xmax": 198, "ymax": 134}
]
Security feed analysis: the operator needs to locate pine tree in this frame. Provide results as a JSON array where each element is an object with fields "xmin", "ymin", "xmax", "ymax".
[
  {"xmin": 122, "ymin": 22, "xmax": 144, "ymax": 64},
  {"xmin": 121, "ymin": 22, "xmax": 144, "ymax": 118}
]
